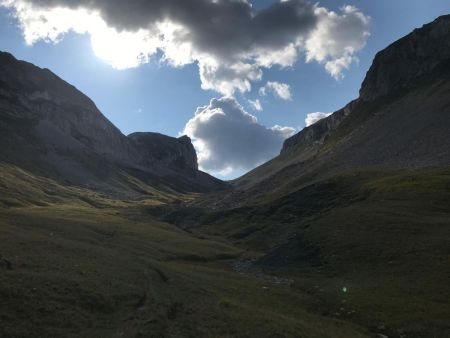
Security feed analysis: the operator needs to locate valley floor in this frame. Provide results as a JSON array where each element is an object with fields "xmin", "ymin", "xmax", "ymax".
[
  {"xmin": 0, "ymin": 204, "xmax": 371, "ymax": 338},
  {"xmin": 0, "ymin": 165, "xmax": 449, "ymax": 338}
]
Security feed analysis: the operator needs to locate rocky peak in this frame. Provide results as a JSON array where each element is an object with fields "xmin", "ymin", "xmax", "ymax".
[
  {"xmin": 360, "ymin": 15, "xmax": 450, "ymax": 101},
  {"xmin": 281, "ymin": 15, "xmax": 450, "ymax": 155},
  {"xmin": 128, "ymin": 132, "xmax": 198, "ymax": 171},
  {"xmin": 0, "ymin": 50, "xmax": 134, "ymax": 164},
  {"xmin": 0, "ymin": 52, "xmax": 97, "ymax": 109}
]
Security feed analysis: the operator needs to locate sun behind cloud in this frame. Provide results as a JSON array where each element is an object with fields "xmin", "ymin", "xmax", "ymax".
[{"xmin": 1, "ymin": 0, "xmax": 370, "ymax": 95}]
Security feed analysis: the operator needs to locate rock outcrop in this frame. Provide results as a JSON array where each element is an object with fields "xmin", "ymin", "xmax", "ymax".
[
  {"xmin": 360, "ymin": 15, "xmax": 450, "ymax": 102},
  {"xmin": 281, "ymin": 15, "xmax": 450, "ymax": 156},
  {"xmin": 281, "ymin": 100, "xmax": 356, "ymax": 155},
  {"xmin": 129, "ymin": 132, "xmax": 198, "ymax": 172}
]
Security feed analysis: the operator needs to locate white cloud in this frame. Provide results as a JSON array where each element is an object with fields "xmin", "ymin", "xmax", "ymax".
[
  {"xmin": 1, "ymin": 1, "xmax": 370, "ymax": 93},
  {"xmin": 305, "ymin": 5, "xmax": 371, "ymax": 79},
  {"xmin": 183, "ymin": 97, "xmax": 295, "ymax": 175},
  {"xmin": 305, "ymin": 112, "xmax": 332, "ymax": 127},
  {"xmin": 248, "ymin": 99, "xmax": 263, "ymax": 111},
  {"xmin": 199, "ymin": 60, "xmax": 263, "ymax": 97},
  {"xmin": 259, "ymin": 81, "xmax": 292, "ymax": 100},
  {"xmin": 324, "ymin": 51, "xmax": 358, "ymax": 80}
]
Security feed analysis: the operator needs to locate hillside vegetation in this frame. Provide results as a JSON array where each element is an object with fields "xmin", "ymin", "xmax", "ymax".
[{"xmin": 0, "ymin": 165, "xmax": 375, "ymax": 338}]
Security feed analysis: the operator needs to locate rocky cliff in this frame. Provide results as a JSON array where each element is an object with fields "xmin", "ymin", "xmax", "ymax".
[
  {"xmin": 281, "ymin": 15, "xmax": 450, "ymax": 156},
  {"xmin": 0, "ymin": 52, "xmax": 136, "ymax": 164},
  {"xmin": 360, "ymin": 14, "xmax": 450, "ymax": 102},
  {"xmin": 281, "ymin": 100, "xmax": 356, "ymax": 155},
  {"xmin": 129, "ymin": 133, "xmax": 198, "ymax": 172},
  {"xmin": 0, "ymin": 52, "xmax": 224, "ymax": 194}
]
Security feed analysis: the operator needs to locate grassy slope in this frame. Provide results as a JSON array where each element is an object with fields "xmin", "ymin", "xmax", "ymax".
[
  {"xmin": 186, "ymin": 168, "xmax": 450, "ymax": 338},
  {"xmin": 0, "ymin": 163, "xmax": 179, "ymax": 209},
  {"xmin": 0, "ymin": 165, "xmax": 370, "ymax": 338}
]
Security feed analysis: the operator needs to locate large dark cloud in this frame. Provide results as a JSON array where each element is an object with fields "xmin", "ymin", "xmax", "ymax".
[
  {"xmin": 2, "ymin": 0, "xmax": 371, "ymax": 94},
  {"xmin": 13, "ymin": 0, "xmax": 316, "ymax": 57},
  {"xmin": 183, "ymin": 97, "xmax": 295, "ymax": 175}
]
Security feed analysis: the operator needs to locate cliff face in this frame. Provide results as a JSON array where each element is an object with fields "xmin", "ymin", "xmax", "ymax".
[
  {"xmin": 360, "ymin": 15, "xmax": 450, "ymax": 102},
  {"xmin": 281, "ymin": 100, "xmax": 356, "ymax": 155},
  {"xmin": 280, "ymin": 15, "xmax": 450, "ymax": 156},
  {"xmin": 0, "ymin": 52, "xmax": 136, "ymax": 164},
  {"xmin": 0, "ymin": 52, "xmax": 224, "ymax": 194},
  {"xmin": 128, "ymin": 132, "xmax": 198, "ymax": 172}
]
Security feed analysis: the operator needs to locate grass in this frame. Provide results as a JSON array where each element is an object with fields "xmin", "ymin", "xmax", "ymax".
[
  {"xmin": 0, "ymin": 165, "xmax": 373, "ymax": 337},
  {"xmin": 183, "ymin": 167, "xmax": 450, "ymax": 337},
  {"xmin": 1, "ymin": 163, "xmax": 449, "ymax": 337}
]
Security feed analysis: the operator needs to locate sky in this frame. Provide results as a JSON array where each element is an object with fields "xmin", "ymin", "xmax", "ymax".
[{"xmin": 0, "ymin": 0, "xmax": 449, "ymax": 179}]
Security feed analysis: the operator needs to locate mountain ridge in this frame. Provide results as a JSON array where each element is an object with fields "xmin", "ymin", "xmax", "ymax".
[
  {"xmin": 0, "ymin": 51, "xmax": 226, "ymax": 195},
  {"xmin": 281, "ymin": 15, "xmax": 450, "ymax": 157},
  {"xmin": 220, "ymin": 14, "xmax": 450, "ymax": 208}
]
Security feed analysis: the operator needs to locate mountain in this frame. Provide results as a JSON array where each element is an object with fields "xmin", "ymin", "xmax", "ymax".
[
  {"xmin": 217, "ymin": 14, "xmax": 450, "ymax": 207},
  {"xmin": 1, "ymin": 15, "xmax": 450, "ymax": 338},
  {"xmin": 0, "ymin": 52, "xmax": 225, "ymax": 196}
]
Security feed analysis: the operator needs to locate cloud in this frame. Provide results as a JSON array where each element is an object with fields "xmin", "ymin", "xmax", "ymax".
[
  {"xmin": 183, "ymin": 97, "xmax": 295, "ymax": 175},
  {"xmin": 259, "ymin": 81, "xmax": 292, "ymax": 100},
  {"xmin": 1, "ymin": 0, "xmax": 370, "ymax": 94},
  {"xmin": 305, "ymin": 5, "xmax": 371, "ymax": 79},
  {"xmin": 248, "ymin": 99, "xmax": 263, "ymax": 111},
  {"xmin": 305, "ymin": 112, "xmax": 332, "ymax": 127}
]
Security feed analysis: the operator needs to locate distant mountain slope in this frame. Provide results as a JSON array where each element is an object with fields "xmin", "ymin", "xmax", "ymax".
[
  {"xmin": 0, "ymin": 52, "xmax": 225, "ymax": 196},
  {"xmin": 225, "ymin": 15, "xmax": 450, "ymax": 207}
]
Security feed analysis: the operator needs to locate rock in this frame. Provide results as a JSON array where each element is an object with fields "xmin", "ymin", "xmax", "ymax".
[
  {"xmin": 0, "ymin": 256, "xmax": 14, "ymax": 270},
  {"xmin": 281, "ymin": 100, "xmax": 357, "ymax": 155},
  {"xmin": 128, "ymin": 132, "xmax": 198, "ymax": 172},
  {"xmin": 360, "ymin": 15, "xmax": 450, "ymax": 101},
  {"xmin": 281, "ymin": 15, "xmax": 450, "ymax": 157}
]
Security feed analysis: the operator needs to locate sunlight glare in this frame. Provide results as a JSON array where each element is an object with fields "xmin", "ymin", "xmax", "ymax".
[{"xmin": 90, "ymin": 25, "xmax": 159, "ymax": 70}]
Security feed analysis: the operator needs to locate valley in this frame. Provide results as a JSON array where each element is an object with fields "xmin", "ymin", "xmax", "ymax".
[{"xmin": 1, "ymin": 14, "xmax": 450, "ymax": 338}]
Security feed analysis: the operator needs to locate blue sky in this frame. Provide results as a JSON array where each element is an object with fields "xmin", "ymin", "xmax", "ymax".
[{"xmin": 0, "ymin": 0, "xmax": 449, "ymax": 178}]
